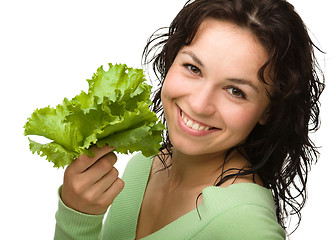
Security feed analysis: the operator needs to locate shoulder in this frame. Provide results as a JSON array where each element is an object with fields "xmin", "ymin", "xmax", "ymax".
[
  {"xmin": 194, "ymin": 204, "xmax": 286, "ymax": 240},
  {"xmin": 194, "ymin": 184, "xmax": 286, "ymax": 239}
]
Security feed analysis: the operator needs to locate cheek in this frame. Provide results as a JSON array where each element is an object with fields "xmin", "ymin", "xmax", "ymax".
[
  {"xmin": 162, "ymin": 67, "xmax": 191, "ymax": 100},
  {"xmin": 161, "ymin": 82, "xmax": 172, "ymax": 109},
  {"xmin": 160, "ymin": 71, "xmax": 179, "ymax": 117},
  {"xmin": 222, "ymin": 106, "xmax": 263, "ymax": 133}
]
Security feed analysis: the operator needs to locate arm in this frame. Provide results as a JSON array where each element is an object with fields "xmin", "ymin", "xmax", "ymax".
[
  {"xmin": 192, "ymin": 205, "xmax": 286, "ymax": 240},
  {"xmin": 54, "ymin": 146, "xmax": 125, "ymax": 240}
]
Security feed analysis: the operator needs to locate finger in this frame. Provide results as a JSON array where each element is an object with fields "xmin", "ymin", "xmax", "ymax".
[
  {"xmin": 100, "ymin": 178, "xmax": 125, "ymax": 206},
  {"xmin": 83, "ymin": 152, "xmax": 118, "ymax": 184},
  {"xmin": 89, "ymin": 167, "xmax": 120, "ymax": 196},
  {"xmin": 70, "ymin": 145, "xmax": 115, "ymax": 173},
  {"xmin": 84, "ymin": 177, "xmax": 124, "ymax": 215}
]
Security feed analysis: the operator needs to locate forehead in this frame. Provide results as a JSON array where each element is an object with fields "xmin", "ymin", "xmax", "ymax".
[
  {"xmin": 197, "ymin": 19, "xmax": 267, "ymax": 60},
  {"xmin": 184, "ymin": 18, "xmax": 270, "ymax": 80}
]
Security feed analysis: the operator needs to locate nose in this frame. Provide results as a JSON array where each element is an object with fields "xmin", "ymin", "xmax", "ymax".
[{"xmin": 188, "ymin": 84, "xmax": 216, "ymax": 116}]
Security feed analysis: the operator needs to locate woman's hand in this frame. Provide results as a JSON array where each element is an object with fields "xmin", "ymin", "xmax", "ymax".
[{"xmin": 61, "ymin": 145, "xmax": 124, "ymax": 215}]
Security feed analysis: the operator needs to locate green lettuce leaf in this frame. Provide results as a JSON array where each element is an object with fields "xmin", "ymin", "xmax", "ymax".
[{"xmin": 24, "ymin": 63, "xmax": 164, "ymax": 168}]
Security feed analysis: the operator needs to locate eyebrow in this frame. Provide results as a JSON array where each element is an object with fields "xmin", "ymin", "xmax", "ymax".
[
  {"xmin": 227, "ymin": 78, "xmax": 259, "ymax": 93},
  {"xmin": 180, "ymin": 51, "xmax": 205, "ymax": 68}
]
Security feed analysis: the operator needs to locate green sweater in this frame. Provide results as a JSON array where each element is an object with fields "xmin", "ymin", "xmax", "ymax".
[{"xmin": 54, "ymin": 153, "xmax": 286, "ymax": 239}]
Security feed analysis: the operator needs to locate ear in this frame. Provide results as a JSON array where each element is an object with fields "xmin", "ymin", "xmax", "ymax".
[{"xmin": 258, "ymin": 108, "xmax": 270, "ymax": 125}]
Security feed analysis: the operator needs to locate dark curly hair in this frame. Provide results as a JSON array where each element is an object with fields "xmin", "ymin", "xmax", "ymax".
[{"xmin": 142, "ymin": 0, "xmax": 325, "ymax": 234}]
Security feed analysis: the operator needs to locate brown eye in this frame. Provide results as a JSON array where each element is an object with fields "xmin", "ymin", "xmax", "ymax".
[
  {"xmin": 227, "ymin": 87, "xmax": 246, "ymax": 99},
  {"xmin": 186, "ymin": 64, "xmax": 201, "ymax": 74},
  {"xmin": 232, "ymin": 88, "xmax": 241, "ymax": 96}
]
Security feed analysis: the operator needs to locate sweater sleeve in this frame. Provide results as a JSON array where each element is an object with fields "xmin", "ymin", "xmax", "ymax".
[
  {"xmin": 192, "ymin": 204, "xmax": 286, "ymax": 240},
  {"xmin": 54, "ymin": 186, "xmax": 105, "ymax": 240}
]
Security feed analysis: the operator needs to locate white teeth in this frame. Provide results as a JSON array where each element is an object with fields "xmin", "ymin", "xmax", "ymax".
[
  {"xmin": 192, "ymin": 123, "xmax": 200, "ymax": 130},
  {"xmin": 186, "ymin": 119, "xmax": 194, "ymax": 127},
  {"xmin": 181, "ymin": 111, "xmax": 212, "ymax": 131}
]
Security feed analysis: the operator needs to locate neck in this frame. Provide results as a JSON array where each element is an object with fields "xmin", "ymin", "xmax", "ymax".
[{"xmin": 164, "ymin": 150, "xmax": 226, "ymax": 191}]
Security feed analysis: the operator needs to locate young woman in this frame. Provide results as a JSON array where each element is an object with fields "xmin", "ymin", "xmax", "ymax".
[{"xmin": 55, "ymin": 0, "xmax": 324, "ymax": 239}]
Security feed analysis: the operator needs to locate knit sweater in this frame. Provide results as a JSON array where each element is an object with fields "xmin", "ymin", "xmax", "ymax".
[{"xmin": 54, "ymin": 153, "xmax": 286, "ymax": 240}]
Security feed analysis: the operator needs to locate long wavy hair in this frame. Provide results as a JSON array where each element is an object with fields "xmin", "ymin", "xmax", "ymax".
[{"xmin": 142, "ymin": 0, "xmax": 325, "ymax": 233}]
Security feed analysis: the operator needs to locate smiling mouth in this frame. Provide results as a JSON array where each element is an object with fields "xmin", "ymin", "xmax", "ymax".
[{"xmin": 180, "ymin": 110, "xmax": 218, "ymax": 131}]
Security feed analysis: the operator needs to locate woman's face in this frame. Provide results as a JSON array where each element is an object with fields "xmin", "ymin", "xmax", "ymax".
[{"xmin": 161, "ymin": 18, "xmax": 271, "ymax": 157}]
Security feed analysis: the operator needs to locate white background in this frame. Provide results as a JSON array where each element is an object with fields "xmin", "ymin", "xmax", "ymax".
[{"xmin": 0, "ymin": 0, "xmax": 332, "ymax": 239}]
